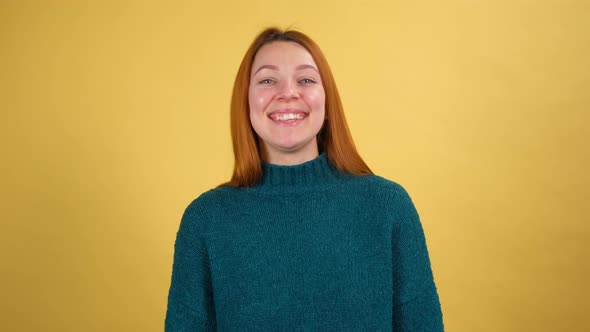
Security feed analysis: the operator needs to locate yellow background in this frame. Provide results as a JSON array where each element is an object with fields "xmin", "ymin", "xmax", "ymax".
[{"xmin": 1, "ymin": 0, "xmax": 588, "ymax": 331}]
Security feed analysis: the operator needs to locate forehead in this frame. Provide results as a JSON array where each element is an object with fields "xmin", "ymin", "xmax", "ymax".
[{"xmin": 252, "ymin": 41, "xmax": 317, "ymax": 69}]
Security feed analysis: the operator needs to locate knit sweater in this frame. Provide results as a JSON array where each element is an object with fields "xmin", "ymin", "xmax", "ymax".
[{"xmin": 165, "ymin": 154, "xmax": 443, "ymax": 331}]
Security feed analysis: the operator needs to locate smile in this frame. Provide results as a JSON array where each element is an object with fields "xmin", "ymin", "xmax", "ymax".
[{"xmin": 268, "ymin": 112, "xmax": 308, "ymax": 122}]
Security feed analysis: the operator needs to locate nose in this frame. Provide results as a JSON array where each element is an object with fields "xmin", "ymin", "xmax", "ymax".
[{"xmin": 277, "ymin": 80, "xmax": 298, "ymax": 100}]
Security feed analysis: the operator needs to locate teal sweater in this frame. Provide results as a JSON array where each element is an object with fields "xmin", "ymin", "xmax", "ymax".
[{"xmin": 165, "ymin": 154, "xmax": 443, "ymax": 331}]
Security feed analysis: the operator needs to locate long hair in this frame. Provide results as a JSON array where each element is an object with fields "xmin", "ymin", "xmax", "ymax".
[{"xmin": 224, "ymin": 27, "xmax": 372, "ymax": 187}]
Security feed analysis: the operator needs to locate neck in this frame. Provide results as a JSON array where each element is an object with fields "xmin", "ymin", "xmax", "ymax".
[
  {"xmin": 254, "ymin": 153, "xmax": 348, "ymax": 192},
  {"xmin": 261, "ymin": 143, "xmax": 319, "ymax": 166}
]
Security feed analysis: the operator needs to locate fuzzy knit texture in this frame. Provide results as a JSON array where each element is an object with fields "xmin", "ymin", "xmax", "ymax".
[{"xmin": 165, "ymin": 153, "xmax": 444, "ymax": 331}]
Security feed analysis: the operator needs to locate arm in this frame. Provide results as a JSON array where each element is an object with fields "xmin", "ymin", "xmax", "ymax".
[
  {"xmin": 391, "ymin": 185, "xmax": 444, "ymax": 331},
  {"xmin": 165, "ymin": 200, "xmax": 216, "ymax": 331}
]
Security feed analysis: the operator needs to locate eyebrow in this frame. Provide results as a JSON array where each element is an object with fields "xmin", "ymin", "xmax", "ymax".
[
  {"xmin": 253, "ymin": 64, "xmax": 319, "ymax": 75},
  {"xmin": 296, "ymin": 64, "xmax": 319, "ymax": 73}
]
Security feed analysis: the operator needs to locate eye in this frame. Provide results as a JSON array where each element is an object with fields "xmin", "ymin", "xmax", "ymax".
[
  {"xmin": 299, "ymin": 78, "xmax": 317, "ymax": 84},
  {"xmin": 258, "ymin": 79, "xmax": 275, "ymax": 84}
]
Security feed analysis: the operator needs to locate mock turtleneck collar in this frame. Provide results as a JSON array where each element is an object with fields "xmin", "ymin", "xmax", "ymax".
[{"xmin": 255, "ymin": 153, "xmax": 346, "ymax": 191}]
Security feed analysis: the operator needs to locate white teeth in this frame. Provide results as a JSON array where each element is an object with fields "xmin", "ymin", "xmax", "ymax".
[{"xmin": 272, "ymin": 113, "xmax": 305, "ymax": 121}]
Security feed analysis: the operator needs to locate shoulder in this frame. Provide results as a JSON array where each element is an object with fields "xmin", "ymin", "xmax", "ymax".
[
  {"xmin": 354, "ymin": 175, "xmax": 421, "ymax": 224},
  {"xmin": 350, "ymin": 174, "xmax": 414, "ymax": 201},
  {"xmin": 183, "ymin": 185, "xmax": 236, "ymax": 216},
  {"xmin": 178, "ymin": 186, "xmax": 236, "ymax": 233}
]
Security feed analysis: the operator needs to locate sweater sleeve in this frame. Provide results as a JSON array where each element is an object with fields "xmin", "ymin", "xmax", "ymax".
[
  {"xmin": 165, "ymin": 200, "xmax": 216, "ymax": 331},
  {"xmin": 390, "ymin": 185, "xmax": 444, "ymax": 331}
]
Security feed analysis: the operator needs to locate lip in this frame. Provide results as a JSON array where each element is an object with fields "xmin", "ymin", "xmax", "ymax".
[
  {"xmin": 267, "ymin": 109, "xmax": 308, "ymax": 116},
  {"xmin": 267, "ymin": 109, "xmax": 309, "ymax": 127}
]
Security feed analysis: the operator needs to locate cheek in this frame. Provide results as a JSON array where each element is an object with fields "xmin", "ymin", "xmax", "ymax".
[
  {"xmin": 304, "ymin": 88, "xmax": 326, "ymax": 113},
  {"xmin": 249, "ymin": 88, "xmax": 273, "ymax": 114}
]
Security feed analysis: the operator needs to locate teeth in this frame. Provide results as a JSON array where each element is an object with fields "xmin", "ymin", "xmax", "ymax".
[{"xmin": 272, "ymin": 113, "xmax": 305, "ymax": 121}]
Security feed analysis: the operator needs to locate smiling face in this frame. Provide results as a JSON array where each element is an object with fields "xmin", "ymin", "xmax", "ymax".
[{"xmin": 248, "ymin": 41, "xmax": 326, "ymax": 165}]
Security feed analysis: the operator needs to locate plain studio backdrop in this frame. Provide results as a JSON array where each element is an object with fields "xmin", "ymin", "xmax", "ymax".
[{"xmin": 1, "ymin": 1, "xmax": 588, "ymax": 331}]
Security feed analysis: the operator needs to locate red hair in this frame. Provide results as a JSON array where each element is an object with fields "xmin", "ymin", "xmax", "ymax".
[{"xmin": 224, "ymin": 27, "xmax": 372, "ymax": 187}]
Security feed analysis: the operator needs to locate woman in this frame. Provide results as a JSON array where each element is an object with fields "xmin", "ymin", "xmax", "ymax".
[{"xmin": 165, "ymin": 27, "xmax": 444, "ymax": 331}]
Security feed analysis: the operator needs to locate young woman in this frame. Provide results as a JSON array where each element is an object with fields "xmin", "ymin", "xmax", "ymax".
[{"xmin": 165, "ymin": 27, "xmax": 444, "ymax": 331}]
